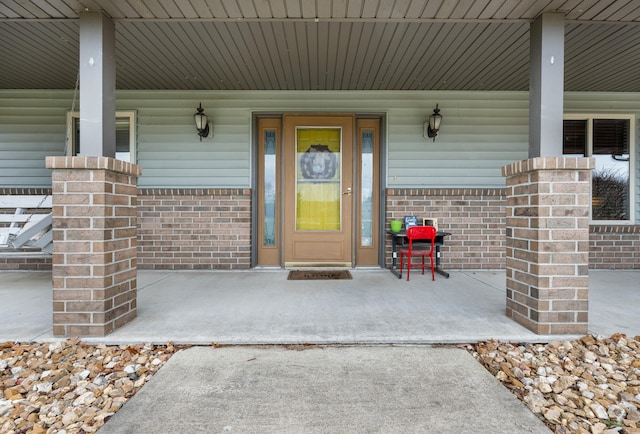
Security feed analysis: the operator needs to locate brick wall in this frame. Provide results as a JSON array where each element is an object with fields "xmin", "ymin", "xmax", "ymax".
[
  {"xmin": 590, "ymin": 225, "xmax": 640, "ymax": 269},
  {"xmin": 385, "ymin": 188, "xmax": 506, "ymax": 270},
  {"xmin": 137, "ymin": 189, "xmax": 252, "ymax": 270},
  {"xmin": 2, "ymin": 188, "xmax": 639, "ymax": 272},
  {"xmin": 0, "ymin": 255, "xmax": 52, "ymax": 271}
]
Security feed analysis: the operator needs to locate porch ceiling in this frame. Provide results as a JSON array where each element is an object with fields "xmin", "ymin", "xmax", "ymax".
[{"xmin": 1, "ymin": 0, "xmax": 639, "ymax": 91}]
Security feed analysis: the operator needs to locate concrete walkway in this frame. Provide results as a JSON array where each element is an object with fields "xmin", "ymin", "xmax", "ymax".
[
  {"xmin": 1, "ymin": 269, "xmax": 639, "ymax": 344},
  {"xmin": 98, "ymin": 346, "xmax": 551, "ymax": 434}
]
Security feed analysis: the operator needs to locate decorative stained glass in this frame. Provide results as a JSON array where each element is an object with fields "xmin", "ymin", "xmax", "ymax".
[{"xmin": 295, "ymin": 128, "xmax": 341, "ymax": 231}]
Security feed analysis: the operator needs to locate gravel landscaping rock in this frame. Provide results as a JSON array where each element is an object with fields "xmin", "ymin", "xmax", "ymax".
[
  {"xmin": 469, "ymin": 334, "xmax": 640, "ymax": 434},
  {"xmin": 1, "ymin": 334, "xmax": 638, "ymax": 433},
  {"xmin": 0, "ymin": 339, "xmax": 178, "ymax": 433}
]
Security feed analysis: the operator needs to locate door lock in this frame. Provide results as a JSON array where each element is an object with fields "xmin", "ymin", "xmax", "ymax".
[{"xmin": 343, "ymin": 187, "xmax": 352, "ymax": 195}]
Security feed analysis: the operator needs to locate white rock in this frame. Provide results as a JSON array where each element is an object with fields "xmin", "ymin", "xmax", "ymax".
[
  {"xmin": 48, "ymin": 342, "xmax": 65, "ymax": 353},
  {"xmin": 41, "ymin": 415, "xmax": 57, "ymax": 425},
  {"xmin": 611, "ymin": 372, "xmax": 626, "ymax": 381},
  {"xmin": 543, "ymin": 409, "xmax": 561, "ymax": 423},
  {"xmin": 72, "ymin": 391, "xmax": 96, "ymax": 407},
  {"xmin": 525, "ymin": 393, "xmax": 549, "ymax": 414},
  {"xmin": 93, "ymin": 375, "xmax": 107, "ymax": 386},
  {"xmin": 590, "ymin": 402, "xmax": 608, "ymax": 419},
  {"xmin": 590, "ymin": 422, "xmax": 607, "ymax": 434},
  {"xmin": 0, "ymin": 400, "xmax": 13, "ymax": 417},
  {"xmin": 521, "ymin": 377, "xmax": 534, "ymax": 387},
  {"xmin": 134, "ymin": 375, "xmax": 146, "ymax": 388},
  {"xmin": 584, "ymin": 351, "xmax": 598, "ymax": 363},
  {"xmin": 607, "ymin": 404, "xmax": 625, "ymax": 422},
  {"xmin": 539, "ymin": 383, "xmax": 553, "ymax": 393},
  {"xmin": 62, "ymin": 411, "xmax": 78, "ymax": 426},
  {"xmin": 124, "ymin": 364, "xmax": 142, "ymax": 374},
  {"xmin": 34, "ymin": 382, "xmax": 53, "ymax": 394},
  {"xmin": 523, "ymin": 352, "xmax": 534, "ymax": 361}
]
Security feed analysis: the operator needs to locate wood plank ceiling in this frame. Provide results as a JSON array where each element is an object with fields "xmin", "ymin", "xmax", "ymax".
[{"xmin": 1, "ymin": 0, "xmax": 639, "ymax": 91}]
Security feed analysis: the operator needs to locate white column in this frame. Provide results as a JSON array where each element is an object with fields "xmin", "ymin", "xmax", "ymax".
[
  {"xmin": 529, "ymin": 13, "xmax": 564, "ymax": 158},
  {"xmin": 79, "ymin": 11, "xmax": 116, "ymax": 158}
]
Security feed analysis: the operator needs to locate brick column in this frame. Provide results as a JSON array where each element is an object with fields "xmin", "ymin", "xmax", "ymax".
[
  {"xmin": 46, "ymin": 156, "xmax": 141, "ymax": 337},
  {"xmin": 502, "ymin": 157, "xmax": 594, "ymax": 335}
]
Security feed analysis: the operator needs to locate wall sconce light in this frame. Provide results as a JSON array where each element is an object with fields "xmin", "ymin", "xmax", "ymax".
[
  {"xmin": 194, "ymin": 103, "xmax": 213, "ymax": 141},
  {"xmin": 424, "ymin": 104, "xmax": 442, "ymax": 142}
]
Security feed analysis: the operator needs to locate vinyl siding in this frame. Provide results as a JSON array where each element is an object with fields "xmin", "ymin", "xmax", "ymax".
[
  {"xmin": 0, "ymin": 92, "xmax": 67, "ymax": 186},
  {"xmin": 0, "ymin": 89, "xmax": 638, "ymax": 222},
  {"xmin": 385, "ymin": 91, "xmax": 529, "ymax": 188}
]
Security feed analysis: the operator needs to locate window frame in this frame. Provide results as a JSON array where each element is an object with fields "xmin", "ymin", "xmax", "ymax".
[
  {"xmin": 65, "ymin": 111, "xmax": 137, "ymax": 163},
  {"xmin": 563, "ymin": 113, "xmax": 636, "ymax": 225}
]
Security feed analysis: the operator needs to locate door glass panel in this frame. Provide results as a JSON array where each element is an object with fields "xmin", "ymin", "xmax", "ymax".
[
  {"xmin": 263, "ymin": 130, "xmax": 277, "ymax": 246},
  {"xmin": 296, "ymin": 128, "xmax": 341, "ymax": 231},
  {"xmin": 361, "ymin": 130, "xmax": 373, "ymax": 247}
]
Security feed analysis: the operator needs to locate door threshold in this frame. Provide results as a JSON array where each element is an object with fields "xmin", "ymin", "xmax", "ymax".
[{"xmin": 284, "ymin": 262, "xmax": 352, "ymax": 268}]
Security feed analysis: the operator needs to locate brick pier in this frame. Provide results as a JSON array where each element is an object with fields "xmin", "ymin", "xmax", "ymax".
[
  {"xmin": 46, "ymin": 156, "xmax": 141, "ymax": 336},
  {"xmin": 503, "ymin": 157, "xmax": 595, "ymax": 334}
]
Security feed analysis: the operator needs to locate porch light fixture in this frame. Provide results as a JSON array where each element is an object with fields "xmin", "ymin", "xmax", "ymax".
[
  {"xmin": 194, "ymin": 103, "xmax": 213, "ymax": 141},
  {"xmin": 424, "ymin": 104, "xmax": 442, "ymax": 142}
]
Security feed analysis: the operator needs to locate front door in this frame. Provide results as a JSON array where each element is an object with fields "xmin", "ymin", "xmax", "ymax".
[{"xmin": 283, "ymin": 115, "xmax": 354, "ymax": 267}]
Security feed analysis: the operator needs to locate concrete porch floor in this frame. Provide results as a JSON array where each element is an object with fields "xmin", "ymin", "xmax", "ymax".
[{"xmin": 1, "ymin": 269, "xmax": 638, "ymax": 344}]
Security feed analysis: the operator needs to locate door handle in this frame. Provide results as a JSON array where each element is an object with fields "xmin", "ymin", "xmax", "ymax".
[{"xmin": 343, "ymin": 187, "xmax": 352, "ymax": 195}]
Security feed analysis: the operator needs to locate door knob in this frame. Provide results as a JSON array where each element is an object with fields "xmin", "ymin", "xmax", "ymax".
[{"xmin": 343, "ymin": 188, "xmax": 352, "ymax": 195}]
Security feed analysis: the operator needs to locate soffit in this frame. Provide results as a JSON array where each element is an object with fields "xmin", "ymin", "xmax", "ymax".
[{"xmin": 1, "ymin": 0, "xmax": 639, "ymax": 91}]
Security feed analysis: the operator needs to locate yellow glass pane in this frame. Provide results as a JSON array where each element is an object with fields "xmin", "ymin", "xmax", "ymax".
[{"xmin": 296, "ymin": 128, "xmax": 341, "ymax": 231}]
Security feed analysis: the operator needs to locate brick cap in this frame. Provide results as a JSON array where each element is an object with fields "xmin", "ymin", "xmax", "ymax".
[
  {"xmin": 501, "ymin": 157, "xmax": 595, "ymax": 177},
  {"xmin": 46, "ymin": 156, "xmax": 142, "ymax": 176}
]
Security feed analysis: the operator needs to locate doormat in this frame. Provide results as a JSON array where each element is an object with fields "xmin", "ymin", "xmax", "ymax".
[{"xmin": 287, "ymin": 270, "xmax": 352, "ymax": 280}]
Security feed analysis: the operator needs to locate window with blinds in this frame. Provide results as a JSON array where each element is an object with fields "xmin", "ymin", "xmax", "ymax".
[{"xmin": 563, "ymin": 116, "xmax": 633, "ymax": 222}]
